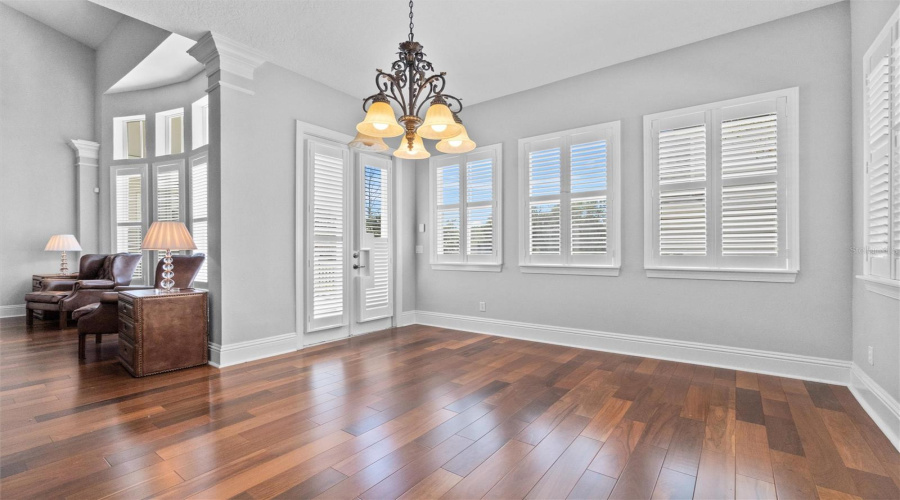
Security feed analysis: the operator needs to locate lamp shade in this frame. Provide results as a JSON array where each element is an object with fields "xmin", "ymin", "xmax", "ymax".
[
  {"xmin": 348, "ymin": 131, "xmax": 389, "ymax": 152},
  {"xmin": 436, "ymin": 124, "xmax": 477, "ymax": 154},
  {"xmin": 44, "ymin": 234, "xmax": 82, "ymax": 252},
  {"xmin": 394, "ymin": 133, "xmax": 430, "ymax": 159},
  {"xmin": 356, "ymin": 101, "xmax": 404, "ymax": 138},
  {"xmin": 141, "ymin": 222, "xmax": 197, "ymax": 250},
  {"xmin": 418, "ymin": 102, "xmax": 462, "ymax": 139}
]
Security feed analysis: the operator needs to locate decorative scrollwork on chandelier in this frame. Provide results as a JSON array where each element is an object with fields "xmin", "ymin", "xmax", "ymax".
[{"xmin": 350, "ymin": 0, "xmax": 476, "ymax": 158}]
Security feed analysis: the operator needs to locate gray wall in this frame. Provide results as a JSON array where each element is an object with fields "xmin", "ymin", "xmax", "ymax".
[
  {"xmin": 415, "ymin": 3, "xmax": 853, "ymax": 361},
  {"xmin": 850, "ymin": 0, "xmax": 900, "ymax": 399},
  {"xmin": 0, "ymin": 4, "xmax": 95, "ymax": 309},
  {"xmin": 216, "ymin": 63, "xmax": 364, "ymax": 344}
]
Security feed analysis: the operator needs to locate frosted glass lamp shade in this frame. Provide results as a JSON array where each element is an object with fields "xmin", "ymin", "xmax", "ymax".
[
  {"xmin": 436, "ymin": 124, "xmax": 476, "ymax": 154},
  {"xmin": 394, "ymin": 133, "xmax": 431, "ymax": 159},
  {"xmin": 141, "ymin": 222, "xmax": 197, "ymax": 250},
  {"xmin": 44, "ymin": 234, "xmax": 82, "ymax": 251},
  {"xmin": 348, "ymin": 131, "xmax": 389, "ymax": 152},
  {"xmin": 356, "ymin": 101, "xmax": 404, "ymax": 138},
  {"xmin": 418, "ymin": 102, "xmax": 462, "ymax": 139}
]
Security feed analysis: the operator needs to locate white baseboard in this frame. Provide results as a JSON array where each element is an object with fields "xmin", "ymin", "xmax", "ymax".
[
  {"xmin": 0, "ymin": 304, "xmax": 25, "ymax": 318},
  {"xmin": 411, "ymin": 310, "xmax": 850, "ymax": 385},
  {"xmin": 397, "ymin": 310, "xmax": 417, "ymax": 327},
  {"xmin": 849, "ymin": 363, "xmax": 900, "ymax": 451},
  {"xmin": 208, "ymin": 332, "xmax": 298, "ymax": 368}
]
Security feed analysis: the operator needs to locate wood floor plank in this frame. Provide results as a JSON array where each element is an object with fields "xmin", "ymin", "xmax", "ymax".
[{"xmin": 1, "ymin": 320, "xmax": 897, "ymax": 499}]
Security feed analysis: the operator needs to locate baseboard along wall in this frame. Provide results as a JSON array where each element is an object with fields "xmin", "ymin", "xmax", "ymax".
[{"xmin": 0, "ymin": 304, "xmax": 25, "ymax": 318}]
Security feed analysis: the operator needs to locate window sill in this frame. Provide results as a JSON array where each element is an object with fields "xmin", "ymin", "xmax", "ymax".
[
  {"xmin": 856, "ymin": 275, "xmax": 900, "ymax": 300},
  {"xmin": 646, "ymin": 267, "xmax": 797, "ymax": 283},
  {"xmin": 520, "ymin": 265, "xmax": 620, "ymax": 276},
  {"xmin": 431, "ymin": 263, "xmax": 502, "ymax": 273}
]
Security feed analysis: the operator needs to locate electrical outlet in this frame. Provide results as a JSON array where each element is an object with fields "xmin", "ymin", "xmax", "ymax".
[
  {"xmin": 868, "ymin": 346, "xmax": 874, "ymax": 366},
  {"xmin": 479, "ymin": 301, "xmax": 486, "ymax": 312}
]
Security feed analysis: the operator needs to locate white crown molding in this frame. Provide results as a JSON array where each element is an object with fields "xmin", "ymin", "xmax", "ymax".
[
  {"xmin": 208, "ymin": 332, "xmax": 296, "ymax": 368},
  {"xmin": 850, "ymin": 363, "xmax": 900, "ymax": 452},
  {"xmin": 188, "ymin": 32, "xmax": 267, "ymax": 81},
  {"xmin": 68, "ymin": 139, "xmax": 100, "ymax": 161},
  {"xmin": 0, "ymin": 305, "xmax": 25, "ymax": 318}
]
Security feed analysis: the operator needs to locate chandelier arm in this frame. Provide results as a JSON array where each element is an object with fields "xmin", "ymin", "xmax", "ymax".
[
  {"xmin": 374, "ymin": 71, "xmax": 408, "ymax": 113},
  {"xmin": 440, "ymin": 94, "xmax": 464, "ymax": 114}
]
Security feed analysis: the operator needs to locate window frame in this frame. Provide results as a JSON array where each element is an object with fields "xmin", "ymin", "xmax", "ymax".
[
  {"xmin": 110, "ymin": 163, "xmax": 150, "ymax": 284},
  {"xmin": 858, "ymin": 8, "xmax": 900, "ymax": 299},
  {"xmin": 643, "ymin": 88, "xmax": 800, "ymax": 283},
  {"xmin": 155, "ymin": 107, "xmax": 185, "ymax": 157},
  {"xmin": 192, "ymin": 95, "xmax": 210, "ymax": 150},
  {"xmin": 188, "ymin": 152, "xmax": 209, "ymax": 286},
  {"xmin": 112, "ymin": 114, "xmax": 146, "ymax": 160},
  {"xmin": 429, "ymin": 143, "xmax": 503, "ymax": 272},
  {"xmin": 517, "ymin": 121, "xmax": 621, "ymax": 276}
]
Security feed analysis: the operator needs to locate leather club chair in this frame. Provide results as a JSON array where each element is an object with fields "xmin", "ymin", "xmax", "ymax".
[
  {"xmin": 25, "ymin": 253, "xmax": 142, "ymax": 329},
  {"xmin": 72, "ymin": 254, "xmax": 205, "ymax": 359}
]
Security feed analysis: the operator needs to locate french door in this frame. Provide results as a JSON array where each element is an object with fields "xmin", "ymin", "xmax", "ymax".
[{"xmin": 304, "ymin": 138, "xmax": 394, "ymax": 346}]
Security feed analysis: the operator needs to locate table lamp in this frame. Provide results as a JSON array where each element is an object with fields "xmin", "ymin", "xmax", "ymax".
[
  {"xmin": 141, "ymin": 222, "xmax": 197, "ymax": 292},
  {"xmin": 44, "ymin": 234, "xmax": 82, "ymax": 275}
]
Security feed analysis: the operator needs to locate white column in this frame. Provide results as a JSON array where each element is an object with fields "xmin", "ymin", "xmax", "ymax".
[
  {"xmin": 68, "ymin": 139, "xmax": 100, "ymax": 254},
  {"xmin": 188, "ymin": 33, "xmax": 267, "ymax": 363}
]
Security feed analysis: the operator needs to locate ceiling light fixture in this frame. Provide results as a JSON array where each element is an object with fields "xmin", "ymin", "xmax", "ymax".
[{"xmin": 351, "ymin": 0, "xmax": 476, "ymax": 158}]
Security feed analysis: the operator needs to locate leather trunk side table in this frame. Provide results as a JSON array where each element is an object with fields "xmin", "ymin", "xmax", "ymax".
[
  {"xmin": 32, "ymin": 273, "xmax": 78, "ymax": 320},
  {"xmin": 117, "ymin": 289, "xmax": 208, "ymax": 377}
]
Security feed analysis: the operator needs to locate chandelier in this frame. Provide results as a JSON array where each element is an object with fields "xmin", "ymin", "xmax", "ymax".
[{"xmin": 349, "ymin": 0, "xmax": 475, "ymax": 158}]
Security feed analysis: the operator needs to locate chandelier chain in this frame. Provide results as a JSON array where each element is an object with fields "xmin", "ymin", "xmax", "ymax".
[{"xmin": 408, "ymin": 0, "xmax": 414, "ymax": 42}]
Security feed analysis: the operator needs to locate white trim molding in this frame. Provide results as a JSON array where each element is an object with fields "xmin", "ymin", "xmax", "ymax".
[
  {"xmin": 397, "ymin": 310, "xmax": 418, "ymax": 327},
  {"xmin": 408, "ymin": 310, "xmax": 849, "ymax": 384},
  {"xmin": 856, "ymin": 275, "xmax": 900, "ymax": 300},
  {"xmin": 647, "ymin": 268, "xmax": 798, "ymax": 283},
  {"xmin": 849, "ymin": 364, "xmax": 900, "ymax": 451},
  {"xmin": 521, "ymin": 265, "xmax": 620, "ymax": 276},
  {"xmin": 188, "ymin": 32, "xmax": 267, "ymax": 94},
  {"xmin": 208, "ymin": 332, "xmax": 297, "ymax": 368},
  {"xmin": 0, "ymin": 305, "xmax": 25, "ymax": 318},
  {"xmin": 68, "ymin": 139, "xmax": 100, "ymax": 161}
]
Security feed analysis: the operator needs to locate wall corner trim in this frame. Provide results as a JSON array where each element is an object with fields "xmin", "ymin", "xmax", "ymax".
[{"xmin": 208, "ymin": 332, "xmax": 297, "ymax": 368}]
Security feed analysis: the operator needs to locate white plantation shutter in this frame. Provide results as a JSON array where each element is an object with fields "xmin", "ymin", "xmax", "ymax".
[
  {"xmin": 893, "ymin": 34, "xmax": 900, "ymax": 277},
  {"xmin": 190, "ymin": 154, "xmax": 209, "ymax": 283},
  {"xmin": 863, "ymin": 21, "xmax": 900, "ymax": 279},
  {"xmin": 155, "ymin": 167, "xmax": 181, "ymax": 222},
  {"xmin": 520, "ymin": 123, "xmax": 620, "ymax": 272},
  {"xmin": 359, "ymin": 155, "xmax": 392, "ymax": 321},
  {"xmin": 309, "ymin": 141, "xmax": 348, "ymax": 331},
  {"xmin": 431, "ymin": 144, "xmax": 502, "ymax": 268},
  {"xmin": 645, "ymin": 89, "xmax": 798, "ymax": 278},
  {"xmin": 720, "ymin": 110, "xmax": 780, "ymax": 262},
  {"xmin": 113, "ymin": 166, "xmax": 147, "ymax": 280}
]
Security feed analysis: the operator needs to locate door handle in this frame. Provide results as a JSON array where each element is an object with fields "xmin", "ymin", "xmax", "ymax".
[{"xmin": 353, "ymin": 264, "xmax": 365, "ymax": 270}]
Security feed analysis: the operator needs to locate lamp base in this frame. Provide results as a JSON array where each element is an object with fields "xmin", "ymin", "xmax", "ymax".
[
  {"xmin": 160, "ymin": 250, "xmax": 176, "ymax": 292},
  {"xmin": 59, "ymin": 250, "xmax": 69, "ymax": 275}
]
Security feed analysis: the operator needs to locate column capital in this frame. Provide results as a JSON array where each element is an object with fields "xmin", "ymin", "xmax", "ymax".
[
  {"xmin": 68, "ymin": 139, "xmax": 100, "ymax": 162},
  {"xmin": 188, "ymin": 32, "xmax": 267, "ymax": 82}
]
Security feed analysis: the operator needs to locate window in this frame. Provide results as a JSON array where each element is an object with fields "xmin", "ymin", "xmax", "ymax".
[
  {"xmin": 518, "ymin": 122, "xmax": 620, "ymax": 275},
  {"xmin": 430, "ymin": 144, "xmax": 502, "ymax": 271},
  {"xmin": 155, "ymin": 108, "xmax": 185, "ymax": 156},
  {"xmin": 113, "ymin": 115, "xmax": 146, "ymax": 160},
  {"xmin": 190, "ymin": 153, "xmax": 209, "ymax": 283},
  {"xmin": 192, "ymin": 95, "xmax": 209, "ymax": 149},
  {"xmin": 112, "ymin": 165, "xmax": 148, "ymax": 280},
  {"xmin": 644, "ymin": 88, "xmax": 799, "ymax": 282},
  {"xmin": 861, "ymin": 10, "xmax": 900, "ymax": 293}
]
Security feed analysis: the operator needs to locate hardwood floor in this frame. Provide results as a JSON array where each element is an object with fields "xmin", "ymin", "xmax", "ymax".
[{"xmin": 1, "ymin": 317, "xmax": 898, "ymax": 499}]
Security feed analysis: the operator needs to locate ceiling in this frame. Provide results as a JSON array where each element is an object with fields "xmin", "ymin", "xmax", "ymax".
[
  {"xmin": 107, "ymin": 33, "xmax": 204, "ymax": 94},
  {"xmin": 2, "ymin": 0, "xmax": 122, "ymax": 49},
  {"xmin": 75, "ymin": 1, "xmax": 844, "ymax": 105}
]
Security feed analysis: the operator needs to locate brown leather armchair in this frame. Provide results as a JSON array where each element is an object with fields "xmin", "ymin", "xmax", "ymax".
[
  {"xmin": 73, "ymin": 254, "xmax": 205, "ymax": 359},
  {"xmin": 25, "ymin": 253, "xmax": 142, "ymax": 329}
]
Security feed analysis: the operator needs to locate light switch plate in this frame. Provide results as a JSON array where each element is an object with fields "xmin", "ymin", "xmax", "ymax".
[{"xmin": 415, "ymin": 245, "xmax": 423, "ymax": 254}]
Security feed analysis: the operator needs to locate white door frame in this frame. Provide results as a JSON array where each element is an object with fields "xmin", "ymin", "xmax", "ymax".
[{"xmin": 294, "ymin": 121, "xmax": 401, "ymax": 349}]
